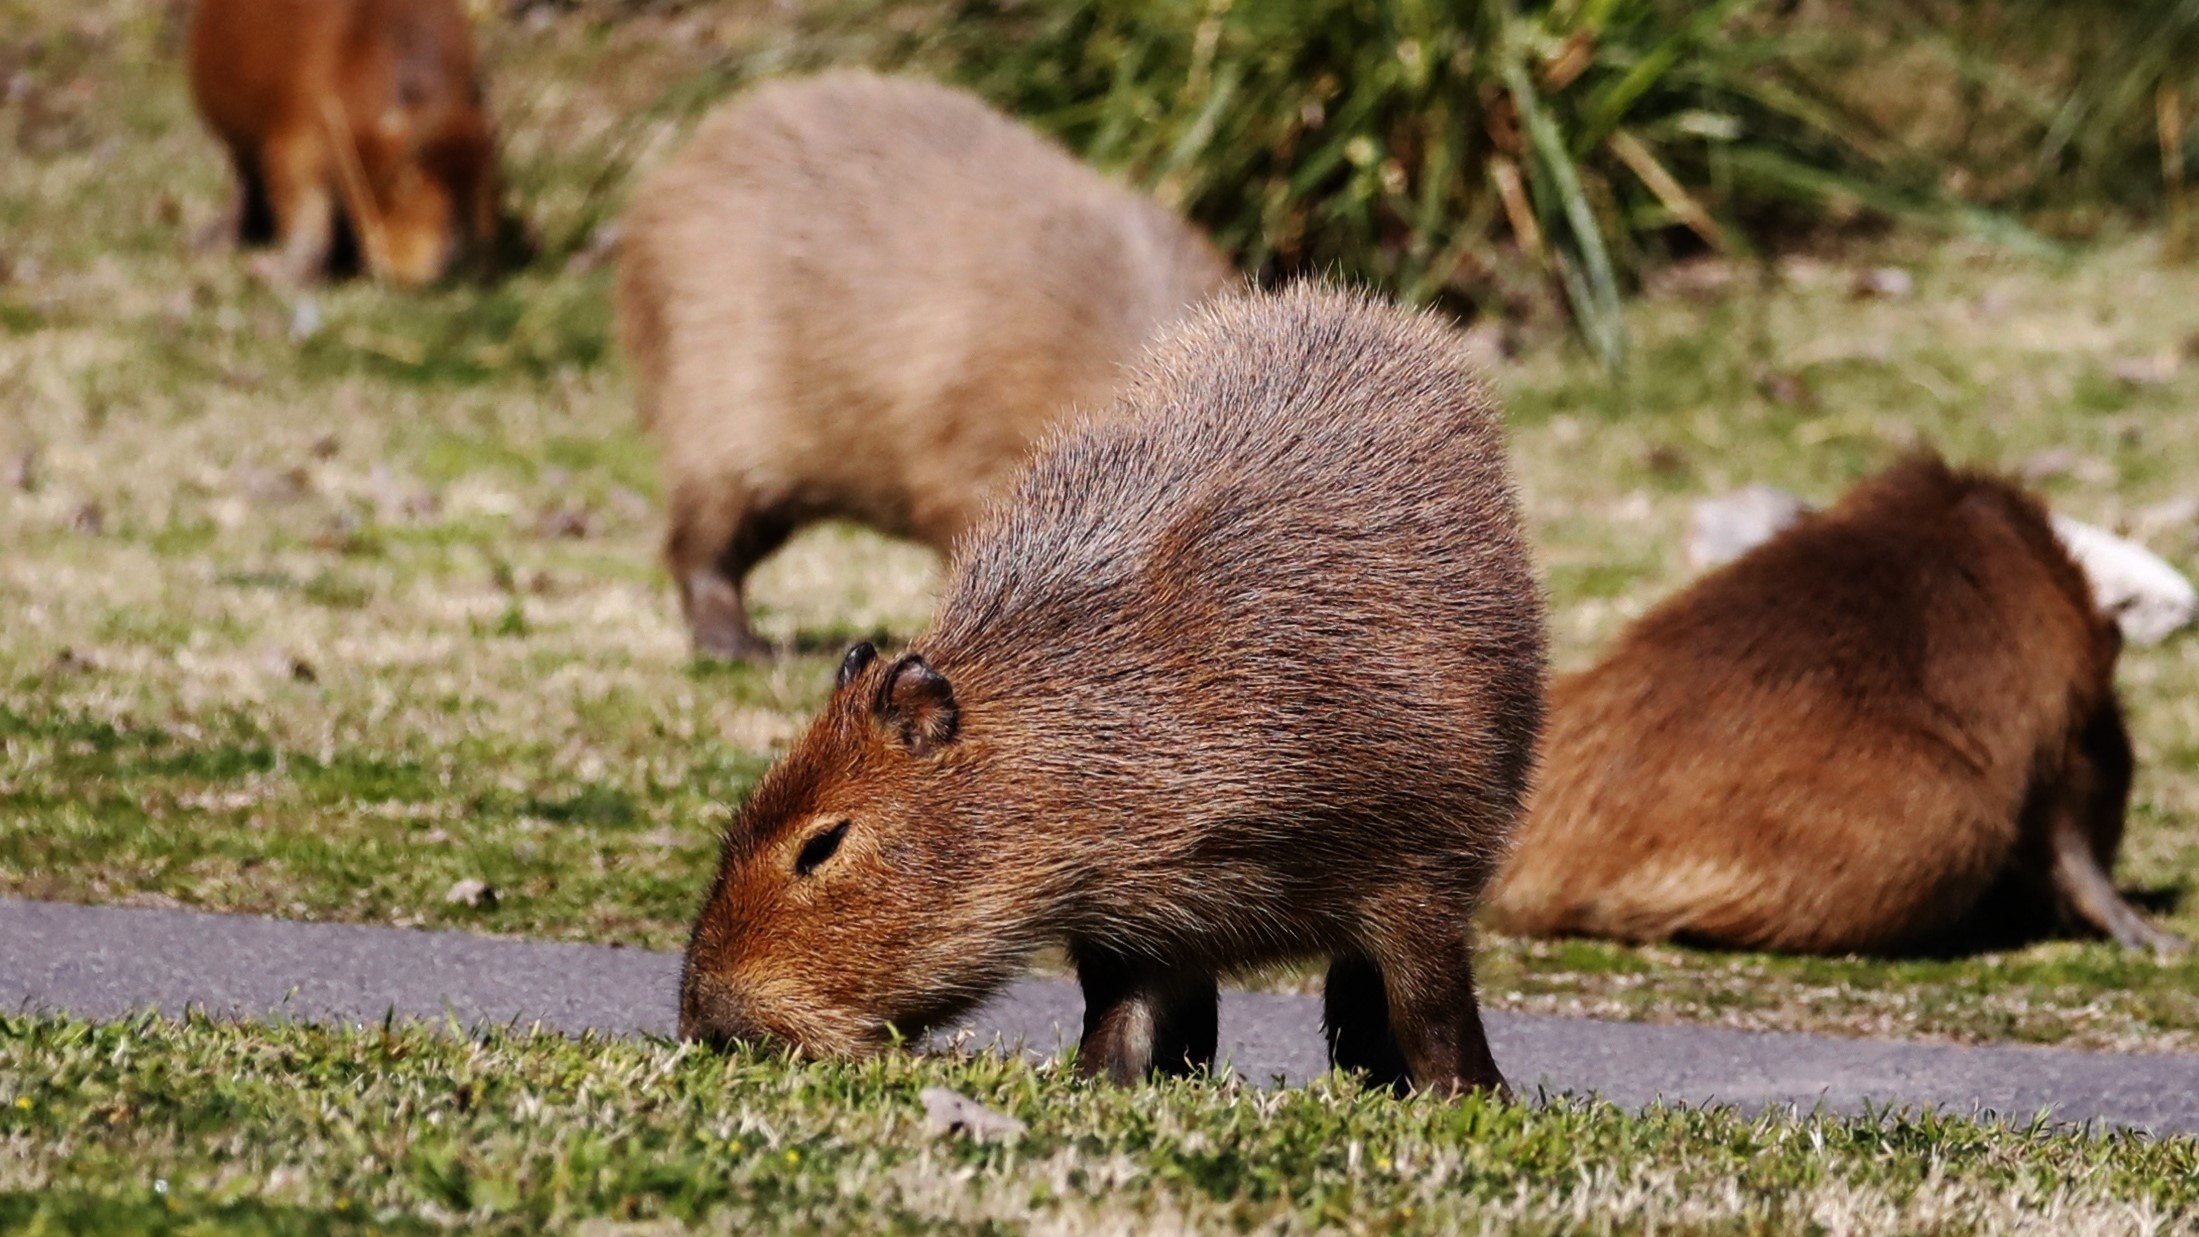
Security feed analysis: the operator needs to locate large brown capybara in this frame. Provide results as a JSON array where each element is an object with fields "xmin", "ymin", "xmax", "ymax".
[
  {"xmin": 188, "ymin": 0, "xmax": 524, "ymax": 285},
  {"xmin": 678, "ymin": 286, "xmax": 1546, "ymax": 1095},
  {"xmin": 615, "ymin": 69, "xmax": 1234, "ymax": 661},
  {"xmin": 1488, "ymin": 455, "xmax": 2188, "ymax": 956}
]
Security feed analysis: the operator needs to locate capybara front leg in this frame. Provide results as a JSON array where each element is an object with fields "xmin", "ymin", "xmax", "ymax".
[
  {"xmin": 1322, "ymin": 950, "xmax": 1411, "ymax": 1095},
  {"xmin": 2051, "ymin": 701, "xmax": 2188, "ymax": 954},
  {"xmin": 1370, "ymin": 927, "xmax": 1508, "ymax": 1098},
  {"xmin": 259, "ymin": 135, "xmax": 336, "ymax": 283},
  {"xmin": 1072, "ymin": 946, "xmax": 1218, "ymax": 1085}
]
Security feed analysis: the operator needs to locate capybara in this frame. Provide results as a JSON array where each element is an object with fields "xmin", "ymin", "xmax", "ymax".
[
  {"xmin": 188, "ymin": 0, "xmax": 521, "ymax": 285},
  {"xmin": 678, "ymin": 286, "xmax": 1546, "ymax": 1095},
  {"xmin": 616, "ymin": 69, "xmax": 1234, "ymax": 660},
  {"xmin": 1488, "ymin": 455, "xmax": 2188, "ymax": 956}
]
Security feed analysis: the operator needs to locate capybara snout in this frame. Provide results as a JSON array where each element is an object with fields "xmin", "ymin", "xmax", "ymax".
[
  {"xmin": 683, "ymin": 286, "xmax": 1546, "ymax": 1096},
  {"xmin": 188, "ymin": 0, "xmax": 522, "ymax": 286}
]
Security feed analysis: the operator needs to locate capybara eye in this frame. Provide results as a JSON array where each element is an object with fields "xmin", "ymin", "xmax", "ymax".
[{"xmin": 795, "ymin": 821, "xmax": 850, "ymax": 877}]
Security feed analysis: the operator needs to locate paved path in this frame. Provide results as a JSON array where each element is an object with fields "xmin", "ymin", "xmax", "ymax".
[{"xmin": 7, "ymin": 897, "xmax": 2198, "ymax": 1135}]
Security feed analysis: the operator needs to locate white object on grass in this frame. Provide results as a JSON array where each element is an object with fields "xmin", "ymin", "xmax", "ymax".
[{"xmin": 2049, "ymin": 514, "xmax": 2199, "ymax": 646}]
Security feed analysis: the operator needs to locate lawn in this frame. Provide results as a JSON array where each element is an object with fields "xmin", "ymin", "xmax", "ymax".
[
  {"xmin": 6, "ymin": 0, "xmax": 2199, "ymax": 1057},
  {"xmin": 4, "ymin": 1013, "xmax": 2197, "ymax": 1233}
]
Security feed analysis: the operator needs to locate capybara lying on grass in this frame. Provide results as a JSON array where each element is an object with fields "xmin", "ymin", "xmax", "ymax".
[
  {"xmin": 1488, "ymin": 455, "xmax": 2187, "ymax": 956},
  {"xmin": 616, "ymin": 69, "xmax": 1233, "ymax": 660},
  {"xmin": 679, "ymin": 286, "xmax": 1546, "ymax": 1095},
  {"xmin": 189, "ymin": 0, "xmax": 522, "ymax": 284}
]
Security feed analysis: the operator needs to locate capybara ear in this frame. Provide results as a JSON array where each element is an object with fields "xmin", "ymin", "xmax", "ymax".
[
  {"xmin": 837, "ymin": 641, "xmax": 878, "ymax": 688},
  {"xmin": 876, "ymin": 654, "xmax": 958, "ymax": 755}
]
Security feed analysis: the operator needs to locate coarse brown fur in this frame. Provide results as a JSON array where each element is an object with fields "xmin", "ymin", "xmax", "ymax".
[
  {"xmin": 188, "ymin": 0, "xmax": 525, "ymax": 285},
  {"xmin": 615, "ymin": 69, "xmax": 1235, "ymax": 660},
  {"xmin": 1487, "ymin": 455, "xmax": 2188, "ymax": 956},
  {"xmin": 679, "ymin": 286, "xmax": 1546, "ymax": 1095}
]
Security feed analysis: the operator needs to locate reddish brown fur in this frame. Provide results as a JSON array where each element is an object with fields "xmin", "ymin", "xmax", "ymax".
[
  {"xmin": 1488, "ymin": 456, "xmax": 2187, "ymax": 956},
  {"xmin": 679, "ymin": 286, "xmax": 1546, "ymax": 1094},
  {"xmin": 188, "ymin": 0, "xmax": 522, "ymax": 285},
  {"xmin": 615, "ymin": 69, "xmax": 1234, "ymax": 660}
]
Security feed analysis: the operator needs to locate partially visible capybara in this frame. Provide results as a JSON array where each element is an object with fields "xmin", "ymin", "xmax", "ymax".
[
  {"xmin": 678, "ymin": 286, "xmax": 1546, "ymax": 1095},
  {"xmin": 616, "ymin": 69, "xmax": 1234, "ymax": 660},
  {"xmin": 188, "ymin": 0, "xmax": 524, "ymax": 285},
  {"xmin": 1488, "ymin": 454, "xmax": 2188, "ymax": 956}
]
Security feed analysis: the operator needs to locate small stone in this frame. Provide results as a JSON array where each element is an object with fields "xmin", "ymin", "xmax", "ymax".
[
  {"xmin": 919, "ymin": 1087, "xmax": 1025, "ymax": 1144},
  {"xmin": 1685, "ymin": 486, "xmax": 1812, "ymax": 571},
  {"xmin": 243, "ymin": 465, "xmax": 314, "ymax": 504},
  {"xmin": 311, "ymin": 511, "xmax": 366, "ymax": 554},
  {"xmin": 533, "ymin": 504, "xmax": 592, "ymax": 540},
  {"xmin": 2108, "ymin": 353, "xmax": 2180, "ymax": 387},
  {"xmin": 1756, "ymin": 369, "xmax": 1813, "ymax": 408},
  {"xmin": 288, "ymin": 296, "xmax": 322, "ymax": 342},
  {"xmin": 1643, "ymin": 443, "xmax": 1689, "ymax": 477},
  {"xmin": 2020, "ymin": 448, "xmax": 2081, "ymax": 482},
  {"xmin": 1850, "ymin": 266, "xmax": 1913, "ymax": 299},
  {"xmin": 444, "ymin": 879, "xmax": 498, "ymax": 910}
]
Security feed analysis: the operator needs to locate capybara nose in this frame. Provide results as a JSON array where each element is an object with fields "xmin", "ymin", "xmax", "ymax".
[{"xmin": 677, "ymin": 972, "xmax": 760, "ymax": 1050}]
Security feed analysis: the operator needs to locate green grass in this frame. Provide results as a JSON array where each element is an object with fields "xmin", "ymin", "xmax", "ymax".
[
  {"xmin": 3, "ymin": 1012, "xmax": 2196, "ymax": 1233},
  {"xmin": 5, "ymin": 0, "xmax": 2199, "ymax": 1056}
]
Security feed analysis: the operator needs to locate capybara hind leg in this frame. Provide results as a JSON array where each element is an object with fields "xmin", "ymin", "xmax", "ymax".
[
  {"xmin": 1322, "ymin": 951, "xmax": 1411, "ymax": 1094},
  {"xmin": 1072, "ymin": 946, "xmax": 1218, "ymax": 1085},
  {"xmin": 2050, "ymin": 702, "xmax": 2188, "ymax": 954},
  {"xmin": 668, "ymin": 498, "xmax": 791, "ymax": 661},
  {"xmin": 1368, "ymin": 925, "xmax": 1507, "ymax": 1098}
]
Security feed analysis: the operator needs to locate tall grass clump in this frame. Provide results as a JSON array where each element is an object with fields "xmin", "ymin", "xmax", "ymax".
[
  {"xmin": 1803, "ymin": 0, "xmax": 2199, "ymax": 251},
  {"xmin": 838, "ymin": 0, "xmax": 1940, "ymax": 368}
]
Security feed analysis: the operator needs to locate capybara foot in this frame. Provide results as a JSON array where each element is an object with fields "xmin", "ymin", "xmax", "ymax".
[
  {"xmin": 1322, "ymin": 951, "xmax": 1412, "ymax": 1095},
  {"xmin": 683, "ymin": 571, "xmax": 770, "ymax": 661},
  {"xmin": 1074, "ymin": 950, "xmax": 1218, "ymax": 1085}
]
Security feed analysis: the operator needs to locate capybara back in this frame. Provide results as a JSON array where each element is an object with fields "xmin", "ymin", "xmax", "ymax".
[
  {"xmin": 615, "ymin": 69, "xmax": 1233, "ymax": 659},
  {"xmin": 1489, "ymin": 455, "xmax": 2185, "ymax": 956}
]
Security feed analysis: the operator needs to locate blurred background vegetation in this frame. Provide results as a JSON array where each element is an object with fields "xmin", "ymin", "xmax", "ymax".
[{"xmin": 535, "ymin": 0, "xmax": 2197, "ymax": 368}]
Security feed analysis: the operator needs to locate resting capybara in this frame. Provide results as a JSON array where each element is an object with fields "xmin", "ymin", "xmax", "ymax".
[
  {"xmin": 1488, "ymin": 455, "xmax": 2188, "ymax": 956},
  {"xmin": 188, "ymin": 0, "xmax": 520, "ymax": 284},
  {"xmin": 679, "ymin": 286, "xmax": 1546, "ymax": 1095},
  {"xmin": 616, "ymin": 69, "xmax": 1234, "ymax": 660}
]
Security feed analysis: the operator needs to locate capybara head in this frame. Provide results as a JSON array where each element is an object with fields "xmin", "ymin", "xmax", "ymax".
[
  {"xmin": 679, "ymin": 643, "xmax": 1031, "ymax": 1056},
  {"xmin": 356, "ymin": 58, "xmax": 524, "ymax": 284}
]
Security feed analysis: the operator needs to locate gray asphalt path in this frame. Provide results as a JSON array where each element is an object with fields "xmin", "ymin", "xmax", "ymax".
[{"xmin": 6, "ymin": 897, "xmax": 2197, "ymax": 1135}]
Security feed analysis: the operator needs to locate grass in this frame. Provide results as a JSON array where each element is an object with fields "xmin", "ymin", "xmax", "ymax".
[
  {"xmin": 6, "ymin": 0, "xmax": 2199, "ymax": 1056},
  {"xmin": 3, "ymin": 1012, "xmax": 2198, "ymax": 1232}
]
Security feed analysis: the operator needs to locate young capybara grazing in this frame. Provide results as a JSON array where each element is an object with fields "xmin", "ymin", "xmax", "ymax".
[
  {"xmin": 616, "ymin": 69, "xmax": 1234, "ymax": 660},
  {"xmin": 1487, "ymin": 455, "xmax": 2188, "ymax": 957},
  {"xmin": 188, "ymin": 0, "xmax": 521, "ymax": 285},
  {"xmin": 678, "ymin": 286, "xmax": 1546, "ymax": 1095}
]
